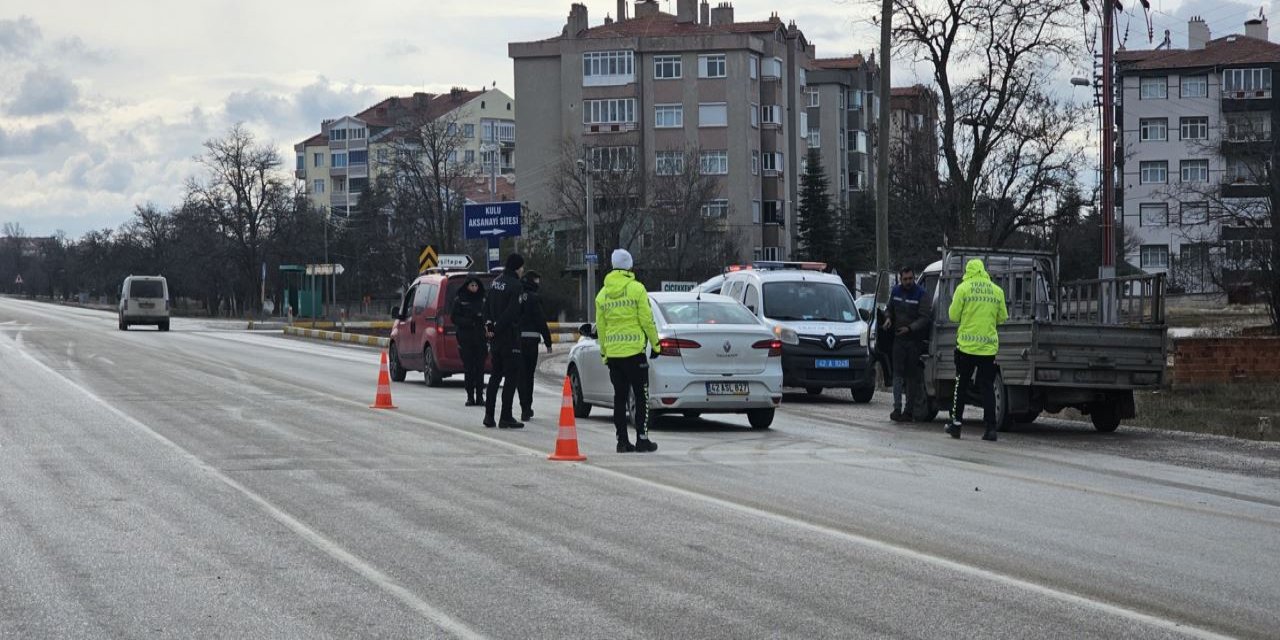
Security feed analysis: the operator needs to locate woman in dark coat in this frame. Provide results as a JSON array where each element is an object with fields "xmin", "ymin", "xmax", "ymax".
[{"xmin": 451, "ymin": 277, "xmax": 488, "ymax": 406}]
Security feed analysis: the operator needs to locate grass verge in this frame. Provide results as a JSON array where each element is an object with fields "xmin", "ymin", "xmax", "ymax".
[{"xmin": 1059, "ymin": 383, "xmax": 1280, "ymax": 442}]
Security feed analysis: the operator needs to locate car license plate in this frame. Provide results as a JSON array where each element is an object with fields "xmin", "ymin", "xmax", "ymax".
[
  {"xmin": 706, "ymin": 382, "xmax": 749, "ymax": 396},
  {"xmin": 815, "ymin": 359, "xmax": 849, "ymax": 369},
  {"xmin": 139, "ymin": 302, "xmax": 155, "ymax": 309}
]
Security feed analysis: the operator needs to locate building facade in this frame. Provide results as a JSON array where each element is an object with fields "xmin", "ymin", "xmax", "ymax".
[
  {"xmin": 509, "ymin": 0, "xmax": 815, "ymax": 264},
  {"xmin": 294, "ymin": 88, "xmax": 516, "ymax": 215},
  {"xmin": 1117, "ymin": 16, "xmax": 1278, "ymax": 293},
  {"xmin": 808, "ymin": 55, "xmax": 880, "ymax": 209}
]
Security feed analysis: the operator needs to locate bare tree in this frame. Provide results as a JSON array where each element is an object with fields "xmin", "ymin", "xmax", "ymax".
[
  {"xmin": 386, "ymin": 109, "xmax": 471, "ymax": 267},
  {"xmin": 888, "ymin": 0, "xmax": 1088, "ymax": 245},
  {"xmin": 649, "ymin": 147, "xmax": 739, "ymax": 279},
  {"xmin": 546, "ymin": 139, "xmax": 650, "ymax": 257}
]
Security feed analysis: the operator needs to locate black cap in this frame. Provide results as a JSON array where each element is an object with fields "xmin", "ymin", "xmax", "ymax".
[{"xmin": 504, "ymin": 253, "xmax": 525, "ymax": 272}]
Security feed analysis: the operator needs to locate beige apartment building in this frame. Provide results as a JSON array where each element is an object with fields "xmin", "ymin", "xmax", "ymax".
[
  {"xmin": 294, "ymin": 88, "xmax": 516, "ymax": 215},
  {"xmin": 808, "ymin": 55, "xmax": 880, "ymax": 210},
  {"xmin": 509, "ymin": 0, "xmax": 814, "ymax": 263}
]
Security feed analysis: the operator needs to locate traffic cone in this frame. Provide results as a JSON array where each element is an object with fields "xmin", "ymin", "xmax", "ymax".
[
  {"xmin": 548, "ymin": 376, "xmax": 587, "ymax": 461},
  {"xmin": 370, "ymin": 350, "xmax": 398, "ymax": 409}
]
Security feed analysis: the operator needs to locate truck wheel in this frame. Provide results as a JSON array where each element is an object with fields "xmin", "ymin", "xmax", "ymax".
[
  {"xmin": 423, "ymin": 346, "xmax": 443, "ymax": 387},
  {"xmin": 747, "ymin": 408, "xmax": 775, "ymax": 429},
  {"xmin": 159, "ymin": 321, "xmax": 170, "ymax": 332},
  {"xmin": 992, "ymin": 372, "xmax": 1014, "ymax": 432},
  {"xmin": 851, "ymin": 385, "xmax": 875, "ymax": 403},
  {"xmin": 1090, "ymin": 403, "xmax": 1121, "ymax": 433},
  {"xmin": 388, "ymin": 344, "xmax": 407, "ymax": 382},
  {"xmin": 569, "ymin": 367, "xmax": 592, "ymax": 418},
  {"xmin": 1013, "ymin": 410, "xmax": 1041, "ymax": 424}
]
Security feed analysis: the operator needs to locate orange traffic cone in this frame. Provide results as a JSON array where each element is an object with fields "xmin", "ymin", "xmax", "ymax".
[
  {"xmin": 370, "ymin": 350, "xmax": 398, "ymax": 409},
  {"xmin": 548, "ymin": 376, "xmax": 587, "ymax": 461}
]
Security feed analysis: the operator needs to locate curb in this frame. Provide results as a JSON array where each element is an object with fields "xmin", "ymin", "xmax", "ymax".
[{"xmin": 283, "ymin": 325, "xmax": 389, "ymax": 348}]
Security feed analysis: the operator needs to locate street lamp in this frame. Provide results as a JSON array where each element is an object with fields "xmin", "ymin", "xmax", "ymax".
[{"xmin": 576, "ymin": 158, "xmax": 597, "ymax": 323}]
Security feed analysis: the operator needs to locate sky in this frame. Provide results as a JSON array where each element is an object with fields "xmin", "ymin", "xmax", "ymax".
[{"xmin": 0, "ymin": 0, "xmax": 1272, "ymax": 238}]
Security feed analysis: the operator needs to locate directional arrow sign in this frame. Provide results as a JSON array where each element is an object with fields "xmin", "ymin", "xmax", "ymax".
[
  {"xmin": 305, "ymin": 263, "xmax": 345, "ymax": 276},
  {"xmin": 463, "ymin": 201, "xmax": 522, "ymax": 240},
  {"xmin": 437, "ymin": 254, "xmax": 474, "ymax": 270},
  {"xmin": 479, "ymin": 229, "xmax": 507, "ymax": 237}
]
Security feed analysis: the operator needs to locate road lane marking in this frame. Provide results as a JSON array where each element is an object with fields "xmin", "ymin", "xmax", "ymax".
[{"xmin": 0, "ymin": 337, "xmax": 489, "ymax": 640}]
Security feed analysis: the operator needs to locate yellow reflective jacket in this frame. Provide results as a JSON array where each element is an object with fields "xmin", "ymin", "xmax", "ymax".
[
  {"xmin": 948, "ymin": 259, "xmax": 1008, "ymax": 356},
  {"xmin": 594, "ymin": 270, "xmax": 660, "ymax": 360}
]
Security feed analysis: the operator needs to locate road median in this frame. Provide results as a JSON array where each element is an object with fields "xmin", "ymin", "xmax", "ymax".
[{"xmin": 283, "ymin": 325, "xmax": 388, "ymax": 348}]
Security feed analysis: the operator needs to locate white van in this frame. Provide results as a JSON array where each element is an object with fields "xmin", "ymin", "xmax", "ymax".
[
  {"xmin": 712, "ymin": 262, "xmax": 877, "ymax": 402},
  {"xmin": 119, "ymin": 275, "xmax": 170, "ymax": 331}
]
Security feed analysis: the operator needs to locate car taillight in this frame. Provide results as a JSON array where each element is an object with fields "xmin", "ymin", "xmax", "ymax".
[
  {"xmin": 752, "ymin": 339, "xmax": 783, "ymax": 357},
  {"xmin": 658, "ymin": 338, "xmax": 701, "ymax": 357}
]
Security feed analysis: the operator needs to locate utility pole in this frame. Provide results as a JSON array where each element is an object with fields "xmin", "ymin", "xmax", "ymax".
[
  {"xmin": 1099, "ymin": 0, "xmax": 1117, "ymax": 323},
  {"xmin": 580, "ymin": 160, "xmax": 598, "ymax": 323},
  {"xmin": 876, "ymin": 0, "xmax": 892, "ymax": 293}
]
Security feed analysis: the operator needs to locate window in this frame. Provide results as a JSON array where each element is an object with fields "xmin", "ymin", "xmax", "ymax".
[
  {"xmin": 1181, "ymin": 75, "xmax": 1208, "ymax": 98},
  {"xmin": 699, "ymin": 150, "xmax": 728, "ymax": 175},
  {"xmin": 654, "ymin": 55, "xmax": 682, "ymax": 79},
  {"xmin": 762, "ymin": 152, "xmax": 784, "ymax": 174},
  {"xmin": 799, "ymin": 112, "xmax": 809, "ymax": 137},
  {"xmin": 1139, "ymin": 203, "xmax": 1169, "ymax": 226},
  {"xmin": 1180, "ymin": 117, "xmax": 1208, "ymax": 140},
  {"xmin": 376, "ymin": 148, "xmax": 388, "ymax": 163},
  {"xmin": 1139, "ymin": 160, "xmax": 1167, "ymax": 184},
  {"xmin": 583, "ymin": 50, "xmax": 636, "ymax": 85},
  {"xmin": 348, "ymin": 177, "xmax": 367, "ymax": 193},
  {"xmin": 329, "ymin": 128, "xmax": 348, "ymax": 141},
  {"xmin": 656, "ymin": 151, "xmax": 685, "ymax": 176},
  {"xmin": 1140, "ymin": 76, "xmax": 1167, "ymax": 99},
  {"xmin": 583, "ymin": 98, "xmax": 637, "ymax": 125},
  {"xmin": 655, "ymin": 104, "xmax": 683, "ymax": 128},
  {"xmin": 463, "ymin": 124, "xmax": 475, "ymax": 138},
  {"xmin": 312, "ymin": 179, "xmax": 325, "ymax": 194},
  {"xmin": 1180, "ymin": 159, "xmax": 1209, "ymax": 182},
  {"xmin": 808, "ymin": 130, "xmax": 821, "ymax": 147},
  {"xmin": 1140, "ymin": 245, "xmax": 1169, "ymax": 269},
  {"xmin": 331, "ymin": 152, "xmax": 348, "ymax": 168},
  {"xmin": 666, "ymin": 233, "xmax": 679, "ymax": 249},
  {"xmin": 589, "ymin": 146, "xmax": 636, "ymax": 171},
  {"xmin": 699, "ymin": 54, "xmax": 726, "ymax": 78},
  {"xmin": 1223, "ymin": 67, "xmax": 1272, "ymax": 94},
  {"xmin": 1182, "ymin": 202, "xmax": 1209, "ymax": 225},
  {"xmin": 750, "ymin": 103, "xmax": 759, "ymax": 128},
  {"xmin": 807, "ymin": 91, "xmax": 820, "ymax": 107},
  {"xmin": 763, "ymin": 57, "xmax": 783, "ymax": 79},
  {"xmin": 850, "ymin": 130, "xmax": 868, "ymax": 153},
  {"xmin": 295, "ymin": 154, "xmax": 304, "ymax": 171},
  {"xmin": 701, "ymin": 199, "xmax": 729, "ymax": 218},
  {"xmin": 760, "ymin": 104, "xmax": 782, "ymax": 126},
  {"xmin": 1226, "ymin": 113, "xmax": 1272, "ymax": 141},
  {"xmin": 350, "ymin": 127, "xmax": 366, "ymax": 140},
  {"xmin": 332, "ymin": 177, "xmax": 346, "ymax": 192},
  {"xmin": 762, "ymin": 201, "xmax": 783, "ymax": 225},
  {"xmin": 851, "ymin": 90, "xmax": 864, "ymax": 109},
  {"xmin": 464, "ymin": 150, "xmax": 475, "ymax": 163},
  {"xmin": 313, "ymin": 152, "xmax": 324, "ymax": 168},
  {"xmin": 698, "ymin": 103, "xmax": 728, "ymax": 127},
  {"xmin": 751, "ymin": 150, "xmax": 760, "ymax": 175},
  {"xmin": 1139, "ymin": 118, "xmax": 1168, "ymax": 142},
  {"xmin": 1227, "ymin": 157, "xmax": 1257, "ymax": 183},
  {"xmin": 749, "ymin": 56, "xmax": 759, "ymax": 80},
  {"xmin": 763, "ymin": 246, "xmax": 780, "ymax": 261},
  {"xmin": 348, "ymin": 149, "xmax": 367, "ymax": 166},
  {"xmin": 752, "ymin": 200, "xmax": 761, "ymax": 223}
]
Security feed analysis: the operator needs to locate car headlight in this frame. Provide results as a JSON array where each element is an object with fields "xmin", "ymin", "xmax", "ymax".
[{"xmin": 773, "ymin": 325, "xmax": 799, "ymax": 345}]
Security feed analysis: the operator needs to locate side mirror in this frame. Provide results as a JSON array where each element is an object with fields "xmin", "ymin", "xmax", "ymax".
[
  {"xmin": 578, "ymin": 323, "xmax": 596, "ymax": 339},
  {"xmin": 391, "ymin": 306, "xmax": 401, "ymax": 319},
  {"xmin": 858, "ymin": 307, "xmax": 872, "ymax": 323}
]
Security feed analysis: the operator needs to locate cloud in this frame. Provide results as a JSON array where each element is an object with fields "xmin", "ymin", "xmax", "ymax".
[
  {"xmin": 0, "ymin": 16, "xmax": 41, "ymax": 59},
  {"xmin": 60, "ymin": 153, "xmax": 134, "ymax": 193},
  {"xmin": 224, "ymin": 76, "xmax": 380, "ymax": 133},
  {"xmin": 5, "ymin": 65, "xmax": 80, "ymax": 116},
  {"xmin": 0, "ymin": 118, "xmax": 83, "ymax": 156},
  {"xmin": 384, "ymin": 40, "xmax": 421, "ymax": 56}
]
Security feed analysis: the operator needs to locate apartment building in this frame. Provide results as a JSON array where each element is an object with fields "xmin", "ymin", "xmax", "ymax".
[
  {"xmin": 294, "ymin": 88, "xmax": 516, "ymax": 215},
  {"xmin": 509, "ymin": 0, "xmax": 814, "ymax": 263},
  {"xmin": 808, "ymin": 55, "xmax": 879, "ymax": 208},
  {"xmin": 1117, "ymin": 15, "xmax": 1278, "ymax": 293},
  {"xmin": 888, "ymin": 85, "xmax": 939, "ymax": 172}
]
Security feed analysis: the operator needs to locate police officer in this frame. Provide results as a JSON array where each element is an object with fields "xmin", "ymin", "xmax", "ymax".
[
  {"xmin": 595, "ymin": 249, "xmax": 659, "ymax": 453},
  {"xmin": 886, "ymin": 267, "xmax": 932, "ymax": 422},
  {"xmin": 517, "ymin": 270, "xmax": 553, "ymax": 422},
  {"xmin": 450, "ymin": 276, "xmax": 487, "ymax": 407},
  {"xmin": 946, "ymin": 258, "xmax": 1008, "ymax": 441},
  {"xmin": 482, "ymin": 254, "xmax": 526, "ymax": 429}
]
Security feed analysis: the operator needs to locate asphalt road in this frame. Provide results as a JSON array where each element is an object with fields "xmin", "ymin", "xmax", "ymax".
[{"xmin": 1, "ymin": 297, "xmax": 1277, "ymax": 639}]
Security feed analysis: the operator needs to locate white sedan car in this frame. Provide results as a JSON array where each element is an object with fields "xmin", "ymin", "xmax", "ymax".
[{"xmin": 567, "ymin": 292, "xmax": 784, "ymax": 429}]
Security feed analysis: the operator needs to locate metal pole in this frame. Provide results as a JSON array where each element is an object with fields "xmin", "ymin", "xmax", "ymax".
[
  {"xmin": 585, "ymin": 169, "xmax": 597, "ymax": 323},
  {"xmin": 875, "ymin": 0, "xmax": 892, "ymax": 291},
  {"xmin": 324, "ymin": 210, "xmax": 330, "ymax": 319},
  {"xmin": 1101, "ymin": 0, "xmax": 1116, "ymax": 273}
]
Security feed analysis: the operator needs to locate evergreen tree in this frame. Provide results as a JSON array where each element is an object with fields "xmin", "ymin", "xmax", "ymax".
[{"xmin": 797, "ymin": 148, "xmax": 836, "ymax": 261}]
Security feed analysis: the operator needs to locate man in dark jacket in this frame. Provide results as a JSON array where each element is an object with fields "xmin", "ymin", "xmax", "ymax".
[
  {"xmin": 450, "ymin": 276, "xmax": 487, "ymax": 407},
  {"xmin": 482, "ymin": 254, "xmax": 526, "ymax": 429},
  {"xmin": 517, "ymin": 270, "xmax": 553, "ymax": 422},
  {"xmin": 886, "ymin": 267, "xmax": 932, "ymax": 422}
]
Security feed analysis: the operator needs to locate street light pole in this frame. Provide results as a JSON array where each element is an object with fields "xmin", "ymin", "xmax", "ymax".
[
  {"xmin": 583, "ymin": 164, "xmax": 597, "ymax": 323},
  {"xmin": 875, "ymin": 0, "xmax": 892, "ymax": 292}
]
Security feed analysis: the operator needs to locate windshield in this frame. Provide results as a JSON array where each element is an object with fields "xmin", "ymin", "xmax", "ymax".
[
  {"xmin": 658, "ymin": 301, "xmax": 759, "ymax": 325},
  {"xmin": 129, "ymin": 280, "xmax": 165, "ymax": 298},
  {"xmin": 762, "ymin": 281, "xmax": 858, "ymax": 323}
]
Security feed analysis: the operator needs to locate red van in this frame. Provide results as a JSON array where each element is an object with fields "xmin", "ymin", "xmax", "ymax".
[{"xmin": 388, "ymin": 270, "xmax": 494, "ymax": 386}]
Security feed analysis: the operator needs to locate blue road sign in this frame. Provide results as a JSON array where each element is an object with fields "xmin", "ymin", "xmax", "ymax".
[
  {"xmin": 464, "ymin": 201, "xmax": 522, "ymax": 240},
  {"xmin": 584, "ymin": 253, "xmax": 599, "ymax": 265}
]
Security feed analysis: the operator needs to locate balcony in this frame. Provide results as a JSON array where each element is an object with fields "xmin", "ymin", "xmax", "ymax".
[
  {"xmin": 1220, "ymin": 180, "xmax": 1268, "ymax": 198},
  {"xmin": 584, "ymin": 122, "xmax": 638, "ymax": 135},
  {"xmin": 295, "ymin": 169, "xmax": 306, "ymax": 180}
]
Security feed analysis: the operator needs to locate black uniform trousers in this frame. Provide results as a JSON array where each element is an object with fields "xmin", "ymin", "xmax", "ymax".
[
  {"xmin": 458, "ymin": 331, "xmax": 487, "ymax": 399},
  {"xmin": 606, "ymin": 353, "xmax": 650, "ymax": 443},
  {"xmin": 518, "ymin": 337, "xmax": 543, "ymax": 413},
  {"xmin": 485, "ymin": 341, "xmax": 523, "ymax": 419},
  {"xmin": 951, "ymin": 349, "xmax": 998, "ymax": 430}
]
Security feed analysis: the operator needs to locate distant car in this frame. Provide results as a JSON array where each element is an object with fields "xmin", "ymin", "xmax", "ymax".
[
  {"xmin": 388, "ymin": 269, "xmax": 495, "ymax": 386},
  {"xmin": 567, "ymin": 292, "xmax": 783, "ymax": 429},
  {"xmin": 118, "ymin": 275, "xmax": 170, "ymax": 331}
]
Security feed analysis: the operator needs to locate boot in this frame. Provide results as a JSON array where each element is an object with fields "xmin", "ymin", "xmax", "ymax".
[
  {"xmin": 635, "ymin": 437, "xmax": 658, "ymax": 453},
  {"xmin": 944, "ymin": 421, "xmax": 961, "ymax": 439},
  {"xmin": 465, "ymin": 387, "xmax": 476, "ymax": 407},
  {"xmin": 982, "ymin": 428, "xmax": 998, "ymax": 442},
  {"xmin": 889, "ymin": 410, "xmax": 908, "ymax": 422},
  {"xmin": 520, "ymin": 407, "xmax": 534, "ymax": 422},
  {"xmin": 474, "ymin": 389, "xmax": 485, "ymax": 407},
  {"xmin": 498, "ymin": 416, "xmax": 524, "ymax": 429},
  {"xmin": 483, "ymin": 414, "xmax": 496, "ymax": 428},
  {"xmin": 616, "ymin": 440, "xmax": 635, "ymax": 453}
]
